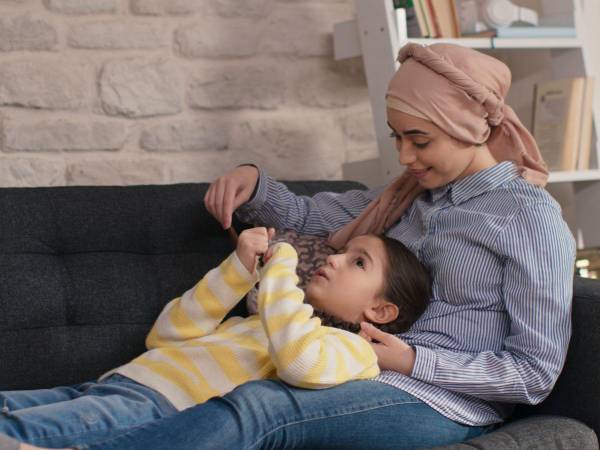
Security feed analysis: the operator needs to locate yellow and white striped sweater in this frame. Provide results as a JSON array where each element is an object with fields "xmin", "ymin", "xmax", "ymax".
[{"xmin": 102, "ymin": 243, "xmax": 379, "ymax": 411}]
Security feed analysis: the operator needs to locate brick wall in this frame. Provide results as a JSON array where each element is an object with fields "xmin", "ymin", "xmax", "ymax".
[{"xmin": 0, "ymin": 0, "xmax": 377, "ymax": 186}]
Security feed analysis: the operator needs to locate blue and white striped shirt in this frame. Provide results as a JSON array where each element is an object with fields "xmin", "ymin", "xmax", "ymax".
[{"xmin": 236, "ymin": 161, "xmax": 576, "ymax": 426}]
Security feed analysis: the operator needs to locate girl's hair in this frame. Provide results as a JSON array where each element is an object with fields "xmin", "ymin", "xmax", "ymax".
[{"xmin": 375, "ymin": 235, "xmax": 431, "ymax": 334}]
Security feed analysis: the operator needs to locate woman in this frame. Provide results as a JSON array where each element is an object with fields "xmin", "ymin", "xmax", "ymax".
[{"xmin": 28, "ymin": 42, "xmax": 574, "ymax": 450}]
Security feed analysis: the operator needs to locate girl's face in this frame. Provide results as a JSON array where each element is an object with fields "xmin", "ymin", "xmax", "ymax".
[
  {"xmin": 305, "ymin": 235, "xmax": 391, "ymax": 324},
  {"xmin": 386, "ymin": 108, "xmax": 495, "ymax": 189}
]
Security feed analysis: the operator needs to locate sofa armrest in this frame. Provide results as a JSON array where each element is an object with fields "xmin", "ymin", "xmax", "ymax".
[{"xmin": 428, "ymin": 416, "xmax": 598, "ymax": 450}]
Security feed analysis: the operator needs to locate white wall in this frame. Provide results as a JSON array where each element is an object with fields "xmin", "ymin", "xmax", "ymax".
[{"xmin": 0, "ymin": 0, "xmax": 378, "ymax": 186}]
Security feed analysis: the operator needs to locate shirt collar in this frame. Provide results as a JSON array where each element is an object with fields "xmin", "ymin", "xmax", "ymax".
[{"xmin": 430, "ymin": 161, "xmax": 519, "ymax": 205}]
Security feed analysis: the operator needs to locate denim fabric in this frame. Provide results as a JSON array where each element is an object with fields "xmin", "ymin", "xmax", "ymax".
[
  {"xmin": 0, "ymin": 374, "xmax": 177, "ymax": 448},
  {"xmin": 82, "ymin": 380, "xmax": 491, "ymax": 450}
]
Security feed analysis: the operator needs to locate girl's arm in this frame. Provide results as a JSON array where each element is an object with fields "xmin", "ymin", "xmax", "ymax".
[
  {"xmin": 236, "ymin": 166, "xmax": 385, "ymax": 235},
  {"xmin": 146, "ymin": 252, "xmax": 258, "ymax": 349},
  {"xmin": 257, "ymin": 243, "xmax": 380, "ymax": 388},
  {"xmin": 376, "ymin": 203, "xmax": 575, "ymax": 405}
]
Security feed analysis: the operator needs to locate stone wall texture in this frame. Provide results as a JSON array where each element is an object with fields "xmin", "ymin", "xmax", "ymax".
[{"xmin": 0, "ymin": 0, "xmax": 377, "ymax": 186}]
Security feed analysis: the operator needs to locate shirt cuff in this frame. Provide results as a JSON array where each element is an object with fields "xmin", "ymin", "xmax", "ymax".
[
  {"xmin": 410, "ymin": 346, "xmax": 437, "ymax": 384},
  {"xmin": 235, "ymin": 164, "xmax": 269, "ymax": 214}
]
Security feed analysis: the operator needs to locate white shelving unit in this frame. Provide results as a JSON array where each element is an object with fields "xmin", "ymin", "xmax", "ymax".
[{"xmin": 334, "ymin": 0, "xmax": 600, "ymax": 248}]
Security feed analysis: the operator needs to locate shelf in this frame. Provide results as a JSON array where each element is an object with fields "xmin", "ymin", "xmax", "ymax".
[
  {"xmin": 405, "ymin": 37, "xmax": 491, "ymax": 48},
  {"xmin": 548, "ymin": 170, "xmax": 600, "ymax": 183},
  {"xmin": 332, "ymin": 19, "xmax": 583, "ymax": 61},
  {"xmin": 492, "ymin": 38, "xmax": 583, "ymax": 49},
  {"xmin": 404, "ymin": 37, "xmax": 582, "ymax": 50}
]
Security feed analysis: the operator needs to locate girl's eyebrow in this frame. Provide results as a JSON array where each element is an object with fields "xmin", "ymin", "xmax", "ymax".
[
  {"xmin": 387, "ymin": 121, "xmax": 430, "ymax": 136},
  {"xmin": 339, "ymin": 246, "xmax": 374, "ymax": 264}
]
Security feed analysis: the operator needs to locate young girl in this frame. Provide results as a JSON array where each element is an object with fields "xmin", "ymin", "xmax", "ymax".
[
  {"xmin": 54, "ymin": 42, "xmax": 575, "ymax": 450},
  {"xmin": 0, "ymin": 227, "xmax": 430, "ymax": 450}
]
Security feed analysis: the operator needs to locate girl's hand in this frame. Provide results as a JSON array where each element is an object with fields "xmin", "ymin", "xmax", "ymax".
[
  {"xmin": 359, "ymin": 322, "xmax": 416, "ymax": 376},
  {"xmin": 236, "ymin": 227, "xmax": 275, "ymax": 274},
  {"xmin": 204, "ymin": 165, "xmax": 260, "ymax": 230}
]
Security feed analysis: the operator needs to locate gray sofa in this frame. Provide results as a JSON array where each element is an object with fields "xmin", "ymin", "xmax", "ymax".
[{"xmin": 1, "ymin": 181, "xmax": 598, "ymax": 450}]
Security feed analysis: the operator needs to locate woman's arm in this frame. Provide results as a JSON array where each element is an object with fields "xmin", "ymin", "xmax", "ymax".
[
  {"xmin": 257, "ymin": 243, "xmax": 380, "ymax": 388},
  {"xmin": 366, "ymin": 202, "xmax": 576, "ymax": 405},
  {"xmin": 146, "ymin": 251, "xmax": 259, "ymax": 349},
  {"xmin": 235, "ymin": 166, "xmax": 384, "ymax": 235}
]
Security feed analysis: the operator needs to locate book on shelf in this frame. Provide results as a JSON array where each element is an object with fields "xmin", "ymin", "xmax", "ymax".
[
  {"xmin": 577, "ymin": 77, "xmax": 595, "ymax": 171},
  {"xmin": 431, "ymin": 0, "xmax": 461, "ymax": 38},
  {"xmin": 423, "ymin": 0, "xmax": 440, "ymax": 37},
  {"xmin": 454, "ymin": 0, "xmax": 479, "ymax": 35},
  {"xmin": 412, "ymin": 0, "xmax": 431, "ymax": 37},
  {"xmin": 532, "ymin": 77, "xmax": 594, "ymax": 172},
  {"xmin": 393, "ymin": 0, "xmax": 422, "ymax": 38},
  {"xmin": 413, "ymin": 0, "xmax": 434, "ymax": 37},
  {"xmin": 495, "ymin": 26, "xmax": 576, "ymax": 38},
  {"xmin": 395, "ymin": 8, "xmax": 408, "ymax": 41}
]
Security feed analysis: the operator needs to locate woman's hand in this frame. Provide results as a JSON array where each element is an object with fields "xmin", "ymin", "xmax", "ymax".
[
  {"xmin": 204, "ymin": 165, "xmax": 260, "ymax": 230},
  {"xmin": 359, "ymin": 322, "xmax": 416, "ymax": 376},
  {"xmin": 236, "ymin": 227, "xmax": 275, "ymax": 274}
]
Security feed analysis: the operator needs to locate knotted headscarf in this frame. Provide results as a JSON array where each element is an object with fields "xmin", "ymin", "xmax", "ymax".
[{"xmin": 329, "ymin": 43, "xmax": 548, "ymax": 249}]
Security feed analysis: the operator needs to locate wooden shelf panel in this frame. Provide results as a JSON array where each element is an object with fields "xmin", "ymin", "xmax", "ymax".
[
  {"xmin": 492, "ymin": 38, "xmax": 582, "ymax": 49},
  {"xmin": 548, "ymin": 169, "xmax": 600, "ymax": 183},
  {"xmin": 405, "ymin": 38, "xmax": 491, "ymax": 48},
  {"xmin": 404, "ymin": 37, "xmax": 582, "ymax": 50}
]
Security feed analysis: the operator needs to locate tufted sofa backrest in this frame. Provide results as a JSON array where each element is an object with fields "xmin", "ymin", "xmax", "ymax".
[{"xmin": 0, "ymin": 181, "xmax": 364, "ymax": 390}]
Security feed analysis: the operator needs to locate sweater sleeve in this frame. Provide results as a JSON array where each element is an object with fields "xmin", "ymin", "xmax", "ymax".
[
  {"xmin": 146, "ymin": 252, "xmax": 259, "ymax": 349},
  {"xmin": 410, "ymin": 203, "xmax": 575, "ymax": 404},
  {"xmin": 235, "ymin": 166, "xmax": 384, "ymax": 235},
  {"xmin": 257, "ymin": 242, "xmax": 380, "ymax": 389}
]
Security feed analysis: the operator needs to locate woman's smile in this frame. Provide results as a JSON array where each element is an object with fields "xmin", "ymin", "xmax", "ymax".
[{"xmin": 409, "ymin": 168, "xmax": 431, "ymax": 179}]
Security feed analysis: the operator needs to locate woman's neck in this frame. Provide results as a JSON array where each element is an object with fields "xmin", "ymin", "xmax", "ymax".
[{"xmin": 459, "ymin": 143, "xmax": 498, "ymax": 180}]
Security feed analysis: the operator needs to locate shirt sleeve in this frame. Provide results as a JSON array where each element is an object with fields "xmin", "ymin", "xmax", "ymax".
[
  {"xmin": 146, "ymin": 252, "xmax": 259, "ymax": 349},
  {"xmin": 410, "ymin": 202, "xmax": 575, "ymax": 404},
  {"xmin": 257, "ymin": 242, "xmax": 380, "ymax": 388},
  {"xmin": 235, "ymin": 166, "xmax": 385, "ymax": 235}
]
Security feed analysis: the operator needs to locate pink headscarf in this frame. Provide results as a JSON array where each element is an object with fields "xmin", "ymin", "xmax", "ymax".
[{"xmin": 328, "ymin": 43, "xmax": 548, "ymax": 249}]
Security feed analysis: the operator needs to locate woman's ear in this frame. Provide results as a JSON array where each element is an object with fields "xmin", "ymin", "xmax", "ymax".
[{"xmin": 363, "ymin": 299, "xmax": 399, "ymax": 325}]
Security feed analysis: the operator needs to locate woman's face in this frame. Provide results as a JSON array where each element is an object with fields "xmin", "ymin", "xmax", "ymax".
[{"xmin": 386, "ymin": 108, "xmax": 493, "ymax": 189}]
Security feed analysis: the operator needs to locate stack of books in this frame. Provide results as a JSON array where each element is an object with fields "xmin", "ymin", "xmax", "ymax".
[
  {"xmin": 394, "ymin": 0, "xmax": 461, "ymax": 38},
  {"xmin": 532, "ymin": 76, "xmax": 595, "ymax": 172}
]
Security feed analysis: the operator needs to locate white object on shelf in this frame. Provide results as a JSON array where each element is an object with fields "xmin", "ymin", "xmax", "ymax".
[
  {"xmin": 548, "ymin": 169, "xmax": 600, "ymax": 183},
  {"xmin": 480, "ymin": 0, "xmax": 539, "ymax": 29},
  {"xmin": 395, "ymin": 8, "xmax": 407, "ymax": 42},
  {"xmin": 495, "ymin": 26, "xmax": 576, "ymax": 38}
]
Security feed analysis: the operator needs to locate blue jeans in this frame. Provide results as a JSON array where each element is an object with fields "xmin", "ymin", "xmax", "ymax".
[
  {"xmin": 82, "ymin": 380, "xmax": 493, "ymax": 450},
  {"xmin": 0, "ymin": 374, "xmax": 177, "ymax": 448}
]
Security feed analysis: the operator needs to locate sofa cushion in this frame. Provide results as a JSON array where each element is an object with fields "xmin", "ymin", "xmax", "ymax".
[{"xmin": 429, "ymin": 416, "xmax": 599, "ymax": 450}]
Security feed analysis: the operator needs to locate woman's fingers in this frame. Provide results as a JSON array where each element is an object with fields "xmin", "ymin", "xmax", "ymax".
[
  {"xmin": 205, "ymin": 166, "xmax": 259, "ymax": 229},
  {"xmin": 360, "ymin": 322, "xmax": 391, "ymax": 344},
  {"xmin": 222, "ymin": 179, "xmax": 237, "ymax": 230},
  {"xmin": 358, "ymin": 329, "xmax": 372, "ymax": 342},
  {"xmin": 203, "ymin": 183, "xmax": 215, "ymax": 216},
  {"xmin": 214, "ymin": 179, "xmax": 226, "ymax": 228}
]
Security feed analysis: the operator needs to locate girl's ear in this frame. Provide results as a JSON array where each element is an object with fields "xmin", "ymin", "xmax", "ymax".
[{"xmin": 363, "ymin": 299, "xmax": 399, "ymax": 325}]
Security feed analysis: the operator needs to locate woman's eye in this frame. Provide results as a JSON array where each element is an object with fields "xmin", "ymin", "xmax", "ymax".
[
  {"xmin": 389, "ymin": 131, "xmax": 400, "ymax": 140},
  {"xmin": 355, "ymin": 258, "xmax": 365, "ymax": 269},
  {"xmin": 414, "ymin": 141, "xmax": 430, "ymax": 149}
]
